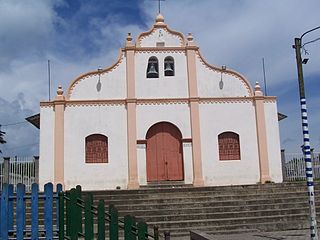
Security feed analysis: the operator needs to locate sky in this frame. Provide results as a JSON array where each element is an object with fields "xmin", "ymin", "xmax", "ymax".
[{"xmin": 0, "ymin": 0, "xmax": 320, "ymax": 157}]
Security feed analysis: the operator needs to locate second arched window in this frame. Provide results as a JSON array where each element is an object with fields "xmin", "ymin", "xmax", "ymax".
[
  {"xmin": 85, "ymin": 134, "xmax": 108, "ymax": 163},
  {"xmin": 218, "ymin": 132, "xmax": 241, "ymax": 160}
]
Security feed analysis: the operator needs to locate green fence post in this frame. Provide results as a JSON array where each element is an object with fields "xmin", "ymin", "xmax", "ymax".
[
  {"xmin": 75, "ymin": 185, "xmax": 83, "ymax": 235},
  {"xmin": 109, "ymin": 204, "xmax": 119, "ymax": 240},
  {"xmin": 137, "ymin": 221, "xmax": 148, "ymax": 240},
  {"xmin": 97, "ymin": 200, "xmax": 105, "ymax": 240},
  {"xmin": 66, "ymin": 191, "xmax": 71, "ymax": 237},
  {"xmin": 84, "ymin": 193, "xmax": 93, "ymax": 240},
  {"xmin": 69, "ymin": 188, "xmax": 78, "ymax": 240},
  {"xmin": 58, "ymin": 192, "xmax": 65, "ymax": 240},
  {"xmin": 124, "ymin": 215, "xmax": 136, "ymax": 240}
]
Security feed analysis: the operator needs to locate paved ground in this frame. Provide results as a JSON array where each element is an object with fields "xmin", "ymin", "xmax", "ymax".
[
  {"xmin": 171, "ymin": 229, "xmax": 317, "ymax": 240},
  {"xmin": 207, "ymin": 229, "xmax": 314, "ymax": 240}
]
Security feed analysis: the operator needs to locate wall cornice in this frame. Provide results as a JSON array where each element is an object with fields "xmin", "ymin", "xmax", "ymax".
[
  {"xmin": 135, "ymin": 47, "xmax": 186, "ymax": 53},
  {"xmin": 40, "ymin": 96, "xmax": 276, "ymax": 108},
  {"xmin": 40, "ymin": 102, "xmax": 54, "ymax": 108}
]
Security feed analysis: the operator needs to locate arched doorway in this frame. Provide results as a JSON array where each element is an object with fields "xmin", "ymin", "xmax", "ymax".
[{"xmin": 146, "ymin": 122, "xmax": 184, "ymax": 182}]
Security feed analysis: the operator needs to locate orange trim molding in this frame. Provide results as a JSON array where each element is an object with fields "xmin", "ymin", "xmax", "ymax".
[
  {"xmin": 40, "ymin": 96, "xmax": 276, "ymax": 108},
  {"xmin": 137, "ymin": 139, "xmax": 147, "ymax": 144}
]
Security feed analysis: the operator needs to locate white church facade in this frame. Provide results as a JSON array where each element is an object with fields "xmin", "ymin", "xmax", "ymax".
[{"xmin": 39, "ymin": 15, "xmax": 282, "ymax": 190}]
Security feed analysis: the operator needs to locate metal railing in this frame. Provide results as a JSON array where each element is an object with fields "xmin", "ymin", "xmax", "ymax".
[
  {"xmin": 281, "ymin": 150, "xmax": 320, "ymax": 181},
  {"xmin": 0, "ymin": 156, "xmax": 39, "ymax": 192}
]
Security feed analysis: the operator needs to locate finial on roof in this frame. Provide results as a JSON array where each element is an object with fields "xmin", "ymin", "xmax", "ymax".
[
  {"xmin": 55, "ymin": 85, "xmax": 65, "ymax": 101},
  {"xmin": 57, "ymin": 85, "xmax": 63, "ymax": 95},
  {"xmin": 187, "ymin": 33, "xmax": 194, "ymax": 42},
  {"xmin": 155, "ymin": 14, "xmax": 165, "ymax": 26},
  {"xmin": 126, "ymin": 32, "xmax": 134, "ymax": 47},
  {"xmin": 187, "ymin": 32, "xmax": 196, "ymax": 47},
  {"xmin": 126, "ymin": 33, "xmax": 132, "ymax": 42},
  {"xmin": 254, "ymin": 81, "xmax": 263, "ymax": 96}
]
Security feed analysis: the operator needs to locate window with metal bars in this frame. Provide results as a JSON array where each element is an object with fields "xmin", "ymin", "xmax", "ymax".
[
  {"xmin": 218, "ymin": 132, "xmax": 241, "ymax": 160},
  {"xmin": 85, "ymin": 134, "xmax": 108, "ymax": 163}
]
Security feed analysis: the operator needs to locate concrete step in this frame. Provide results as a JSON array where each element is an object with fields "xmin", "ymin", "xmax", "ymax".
[
  {"xmin": 105, "ymin": 196, "xmax": 312, "ymax": 211},
  {"xmin": 89, "ymin": 183, "xmax": 314, "ymax": 197},
  {"xmin": 147, "ymin": 213, "xmax": 309, "ymax": 229},
  {"xmin": 115, "ymin": 202, "xmax": 312, "ymax": 216},
  {"xmin": 92, "ymin": 192, "xmax": 311, "ymax": 205},
  {"xmin": 166, "ymin": 220, "xmax": 309, "ymax": 238},
  {"xmin": 90, "ymin": 189, "xmax": 315, "ymax": 201},
  {"xmin": 15, "ymin": 182, "xmax": 320, "ymax": 238},
  {"xmin": 128, "ymin": 208, "xmax": 312, "ymax": 222}
]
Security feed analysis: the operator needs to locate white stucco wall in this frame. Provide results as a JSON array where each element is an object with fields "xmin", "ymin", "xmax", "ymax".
[
  {"xmin": 69, "ymin": 55, "xmax": 126, "ymax": 100},
  {"xmin": 200, "ymin": 101, "xmax": 260, "ymax": 186},
  {"xmin": 196, "ymin": 56, "xmax": 250, "ymax": 97},
  {"xmin": 39, "ymin": 106, "xmax": 55, "ymax": 189},
  {"xmin": 264, "ymin": 101, "xmax": 283, "ymax": 182},
  {"xmin": 63, "ymin": 104, "xmax": 128, "ymax": 190},
  {"xmin": 135, "ymin": 51, "xmax": 189, "ymax": 99},
  {"xmin": 136, "ymin": 103, "xmax": 193, "ymax": 184},
  {"xmin": 139, "ymin": 28, "xmax": 183, "ymax": 47}
]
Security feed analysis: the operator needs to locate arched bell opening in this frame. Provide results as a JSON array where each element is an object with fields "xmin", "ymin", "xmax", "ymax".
[
  {"xmin": 164, "ymin": 56, "xmax": 174, "ymax": 76},
  {"xmin": 146, "ymin": 56, "xmax": 159, "ymax": 78}
]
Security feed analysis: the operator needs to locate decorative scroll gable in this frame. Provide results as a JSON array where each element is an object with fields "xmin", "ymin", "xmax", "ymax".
[{"xmin": 136, "ymin": 14, "xmax": 185, "ymax": 48}]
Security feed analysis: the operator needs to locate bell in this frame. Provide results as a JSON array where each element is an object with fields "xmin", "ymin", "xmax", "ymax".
[
  {"xmin": 147, "ymin": 63, "xmax": 158, "ymax": 77},
  {"xmin": 164, "ymin": 62, "xmax": 174, "ymax": 76}
]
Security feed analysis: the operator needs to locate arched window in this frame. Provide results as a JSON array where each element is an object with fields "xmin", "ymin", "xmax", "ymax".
[
  {"xmin": 85, "ymin": 134, "xmax": 108, "ymax": 163},
  {"xmin": 164, "ymin": 56, "xmax": 174, "ymax": 76},
  {"xmin": 146, "ymin": 56, "xmax": 159, "ymax": 78},
  {"xmin": 218, "ymin": 132, "xmax": 240, "ymax": 160}
]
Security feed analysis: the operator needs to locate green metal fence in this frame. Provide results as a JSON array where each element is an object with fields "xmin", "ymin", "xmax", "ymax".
[{"xmin": 59, "ymin": 185, "xmax": 159, "ymax": 240}]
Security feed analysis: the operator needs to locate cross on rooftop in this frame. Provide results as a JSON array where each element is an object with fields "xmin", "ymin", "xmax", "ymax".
[{"xmin": 154, "ymin": 0, "xmax": 165, "ymax": 14}]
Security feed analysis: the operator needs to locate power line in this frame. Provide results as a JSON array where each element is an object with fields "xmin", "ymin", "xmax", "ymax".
[
  {"xmin": 2, "ymin": 142, "xmax": 39, "ymax": 151},
  {"xmin": 1, "ymin": 121, "xmax": 28, "ymax": 127}
]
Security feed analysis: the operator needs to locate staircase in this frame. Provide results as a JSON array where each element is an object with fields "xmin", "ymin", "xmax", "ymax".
[{"xmin": 86, "ymin": 182, "xmax": 319, "ymax": 238}]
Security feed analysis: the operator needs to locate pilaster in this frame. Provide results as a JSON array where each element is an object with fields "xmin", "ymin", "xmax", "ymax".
[
  {"xmin": 54, "ymin": 86, "xmax": 65, "ymax": 187},
  {"xmin": 254, "ymin": 82, "xmax": 271, "ymax": 183},
  {"xmin": 125, "ymin": 33, "xmax": 139, "ymax": 189},
  {"xmin": 186, "ymin": 33, "xmax": 204, "ymax": 186}
]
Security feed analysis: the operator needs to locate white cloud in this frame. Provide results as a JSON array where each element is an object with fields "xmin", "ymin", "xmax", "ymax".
[
  {"xmin": 0, "ymin": 95, "xmax": 39, "ymax": 157},
  {"xmin": 152, "ymin": 0, "xmax": 320, "ymax": 87},
  {"xmin": 0, "ymin": 0, "xmax": 60, "ymax": 71},
  {"xmin": 1, "ymin": 0, "xmax": 320, "ymax": 156}
]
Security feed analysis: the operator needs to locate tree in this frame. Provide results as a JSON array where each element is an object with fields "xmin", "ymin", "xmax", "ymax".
[{"xmin": 0, "ymin": 125, "xmax": 6, "ymax": 153}]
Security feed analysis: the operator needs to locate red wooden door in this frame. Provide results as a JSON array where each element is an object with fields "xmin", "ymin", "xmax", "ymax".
[{"xmin": 146, "ymin": 122, "xmax": 184, "ymax": 182}]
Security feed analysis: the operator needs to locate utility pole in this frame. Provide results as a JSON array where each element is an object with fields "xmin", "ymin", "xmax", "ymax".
[
  {"xmin": 48, "ymin": 59, "xmax": 51, "ymax": 101},
  {"xmin": 293, "ymin": 37, "xmax": 318, "ymax": 240}
]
